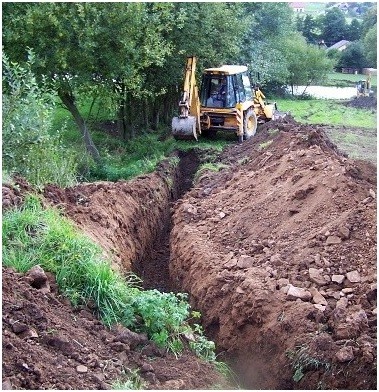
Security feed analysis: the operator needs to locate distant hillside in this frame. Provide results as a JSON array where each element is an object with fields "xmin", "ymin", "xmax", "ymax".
[{"xmin": 290, "ymin": 1, "xmax": 375, "ymax": 19}]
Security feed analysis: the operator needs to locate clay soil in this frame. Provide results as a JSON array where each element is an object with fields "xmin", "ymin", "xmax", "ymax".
[{"xmin": 2, "ymin": 116, "xmax": 377, "ymax": 389}]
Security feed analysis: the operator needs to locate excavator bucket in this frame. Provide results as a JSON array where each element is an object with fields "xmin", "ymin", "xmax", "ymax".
[
  {"xmin": 272, "ymin": 109, "xmax": 288, "ymax": 121},
  {"xmin": 172, "ymin": 116, "xmax": 198, "ymax": 140}
]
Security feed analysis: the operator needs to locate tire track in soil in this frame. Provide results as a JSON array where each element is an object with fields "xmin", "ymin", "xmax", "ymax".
[{"xmin": 134, "ymin": 149, "xmax": 200, "ymax": 292}]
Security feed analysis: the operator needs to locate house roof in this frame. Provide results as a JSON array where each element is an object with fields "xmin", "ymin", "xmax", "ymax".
[
  {"xmin": 328, "ymin": 40, "xmax": 351, "ymax": 50},
  {"xmin": 290, "ymin": 2, "xmax": 305, "ymax": 9}
]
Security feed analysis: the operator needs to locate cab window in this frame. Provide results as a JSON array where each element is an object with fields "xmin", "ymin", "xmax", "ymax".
[
  {"xmin": 235, "ymin": 74, "xmax": 246, "ymax": 103},
  {"xmin": 242, "ymin": 72, "xmax": 253, "ymax": 101},
  {"xmin": 201, "ymin": 75, "xmax": 236, "ymax": 108}
]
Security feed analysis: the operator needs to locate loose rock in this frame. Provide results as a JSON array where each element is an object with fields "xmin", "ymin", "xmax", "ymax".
[
  {"xmin": 286, "ymin": 285, "xmax": 312, "ymax": 301},
  {"xmin": 346, "ymin": 270, "xmax": 361, "ymax": 283}
]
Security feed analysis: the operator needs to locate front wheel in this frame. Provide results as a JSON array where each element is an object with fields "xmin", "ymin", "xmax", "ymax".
[{"xmin": 243, "ymin": 108, "xmax": 258, "ymax": 140}]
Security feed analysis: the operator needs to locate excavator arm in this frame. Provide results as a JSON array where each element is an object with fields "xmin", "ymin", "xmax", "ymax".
[{"xmin": 172, "ymin": 56, "xmax": 201, "ymax": 140}]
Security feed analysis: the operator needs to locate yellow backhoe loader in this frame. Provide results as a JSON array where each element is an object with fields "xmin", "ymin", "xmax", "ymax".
[
  {"xmin": 356, "ymin": 73, "xmax": 374, "ymax": 98},
  {"xmin": 172, "ymin": 56, "xmax": 279, "ymax": 142}
]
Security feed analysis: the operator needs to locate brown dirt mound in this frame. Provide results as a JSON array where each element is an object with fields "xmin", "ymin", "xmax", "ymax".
[
  {"xmin": 2, "ymin": 118, "xmax": 377, "ymax": 389},
  {"xmin": 343, "ymin": 96, "xmax": 377, "ymax": 110},
  {"xmin": 2, "ymin": 266, "xmax": 229, "ymax": 390},
  {"xmin": 170, "ymin": 119, "xmax": 377, "ymax": 389}
]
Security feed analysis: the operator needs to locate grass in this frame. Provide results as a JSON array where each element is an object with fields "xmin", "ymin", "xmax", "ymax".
[
  {"xmin": 112, "ymin": 369, "xmax": 147, "ymax": 390},
  {"xmin": 274, "ymin": 98, "xmax": 377, "ymax": 163},
  {"xmin": 286, "ymin": 345, "xmax": 331, "ymax": 383},
  {"xmin": 275, "ymin": 98, "xmax": 376, "ymax": 129},
  {"xmin": 194, "ymin": 162, "xmax": 229, "ymax": 183},
  {"xmin": 324, "ymin": 126, "xmax": 377, "ymax": 162},
  {"xmin": 325, "ymin": 72, "xmax": 377, "ymax": 88},
  {"xmin": 52, "ymin": 101, "xmax": 229, "ymax": 182}
]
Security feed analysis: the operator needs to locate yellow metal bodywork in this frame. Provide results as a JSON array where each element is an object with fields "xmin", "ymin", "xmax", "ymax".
[{"xmin": 356, "ymin": 73, "xmax": 373, "ymax": 97}]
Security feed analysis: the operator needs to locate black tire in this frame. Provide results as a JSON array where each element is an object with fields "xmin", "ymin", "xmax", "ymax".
[
  {"xmin": 243, "ymin": 108, "xmax": 258, "ymax": 140},
  {"xmin": 202, "ymin": 129, "xmax": 218, "ymax": 139}
]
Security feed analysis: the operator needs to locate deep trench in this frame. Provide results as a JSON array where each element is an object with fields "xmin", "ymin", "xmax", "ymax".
[
  {"xmin": 132, "ymin": 149, "xmax": 200, "ymax": 292},
  {"xmin": 130, "ymin": 149, "xmax": 252, "ymax": 388}
]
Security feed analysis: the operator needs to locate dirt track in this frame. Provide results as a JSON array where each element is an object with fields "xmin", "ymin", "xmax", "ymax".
[{"xmin": 2, "ymin": 116, "xmax": 377, "ymax": 389}]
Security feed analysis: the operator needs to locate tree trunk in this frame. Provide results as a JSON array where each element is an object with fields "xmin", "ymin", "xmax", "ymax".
[
  {"xmin": 58, "ymin": 89, "xmax": 101, "ymax": 163},
  {"xmin": 118, "ymin": 84, "xmax": 129, "ymax": 140}
]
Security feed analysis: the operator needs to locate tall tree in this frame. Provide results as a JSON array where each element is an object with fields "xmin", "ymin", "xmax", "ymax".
[
  {"xmin": 2, "ymin": 3, "xmax": 174, "ymax": 152},
  {"xmin": 321, "ymin": 8, "xmax": 347, "ymax": 46},
  {"xmin": 362, "ymin": 24, "xmax": 377, "ymax": 67},
  {"xmin": 141, "ymin": 2, "xmax": 250, "ymax": 127},
  {"xmin": 240, "ymin": 2, "xmax": 294, "ymax": 88},
  {"xmin": 361, "ymin": 4, "xmax": 377, "ymax": 36},
  {"xmin": 302, "ymin": 15, "xmax": 320, "ymax": 44},
  {"xmin": 283, "ymin": 32, "xmax": 334, "ymax": 95},
  {"xmin": 347, "ymin": 18, "xmax": 362, "ymax": 41},
  {"xmin": 337, "ymin": 41, "xmax": 369, "ymax": 70}
]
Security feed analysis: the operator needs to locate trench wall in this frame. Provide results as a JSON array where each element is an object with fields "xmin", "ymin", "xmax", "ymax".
[{"xmin": 44, "ymin": 157, "xmax": 182, "ymax": 273}]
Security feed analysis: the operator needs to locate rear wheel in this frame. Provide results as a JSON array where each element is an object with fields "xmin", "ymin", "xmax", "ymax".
[{"xmin": 243, "ymin": 108, "xmax": 257, "ymax": 140}]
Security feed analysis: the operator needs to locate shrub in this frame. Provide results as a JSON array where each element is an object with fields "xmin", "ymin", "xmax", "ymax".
[{"xmin": 2, "ymin": 51, "xmax": 77, "ymax": 187}]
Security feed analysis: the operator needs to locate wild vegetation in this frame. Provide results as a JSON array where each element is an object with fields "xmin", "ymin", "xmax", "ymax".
[{"xmin": 2, "ymin": 2, "xmax": 376, "ymax": 170}]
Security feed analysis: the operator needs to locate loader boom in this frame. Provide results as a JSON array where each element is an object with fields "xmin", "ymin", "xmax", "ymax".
[{"xmin": 172, "ymin": 56, "xmax": 201, "ymax": 140}]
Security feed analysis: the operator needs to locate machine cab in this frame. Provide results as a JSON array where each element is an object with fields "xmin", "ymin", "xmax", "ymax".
[{"xmin": 200, "ymin": 65, "xmax": 253, "ymax": 109}]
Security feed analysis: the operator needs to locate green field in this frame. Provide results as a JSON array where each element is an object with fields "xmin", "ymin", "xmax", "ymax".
[
  {"xmin": 326, "ymin": 72, "xmax": 377, "ymax": 88},
  {"xmin": 275, "ymin": 98, "xmax": 376, "ymax": 129},
  {"xmin": 303, "ymin": 2, "xmax": 326, "ymax": 16},
  {"xmin": 275, "ymin": 98, "xmax": 377, "ymax": 164}
]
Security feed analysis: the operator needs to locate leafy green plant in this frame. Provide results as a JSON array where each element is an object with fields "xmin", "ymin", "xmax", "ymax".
[
  {"xmin": 112, "ymin": 368, "xmax": 147, "ymax": 390},
  {"xmin": 189, "ymin": 323, "xmax": 217, "ymax": 362},
  {"xmin": 2, "ymin": 51, "xmax": 78, "ymax": 187}
]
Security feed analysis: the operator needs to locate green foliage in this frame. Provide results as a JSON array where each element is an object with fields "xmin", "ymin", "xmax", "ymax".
[
  {"xmin": 346, "ymin": 18, "xmax": 362, "ymax": 41},
  {"xmin": 189, "ymin": 323, "xmax": 217, "ymax": 362},
  {"xmin": 286, "ymin": 345, "xmax": 331, "ymax": 382},
  {"xmin": 194, "ymin": 163, "xmax": 229, "ymax": 183},
  {"xmin": 283, "ymin": 32, "xmax": 335, "ymax": 90},
  {"xmin": 112, "ymin": 368, "xmax": 147, "ymax": 390},
  {"xmin": 362, "ymin": 24, "xmax": 377, "ymax": 67},
  {"xmin": 86, "ymin": 133, "xmax": 174, "ymax": 181},
  {"xmin": 2, "ymin": 52, "xmax": 77, "ymax": 187},
  {"xmin": 337, "ymin": 41, "xmax": 369, "ymax": 70},
  {"xmin": 321, "ymin": 7, "xmax": 347, "ymax": 45},
  {"xmin": 361, "ymin": 4, "xmax": 377, "ymax": 36},
  {"xmin": 296, "ymin": 14, "xmax": 320, "ymax": 44},
  {"xmin": 2, "ymin": 195, "xmax": 218, "ymax": 360}
]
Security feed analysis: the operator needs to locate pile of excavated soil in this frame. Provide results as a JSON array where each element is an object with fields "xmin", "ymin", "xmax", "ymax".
[
  {"xmin": 2, "ymin": 117, "xmax": 377, "ymax": 389},
  {"xmin": 343, "ymin": 96, "xmax": 377, "ymax": 110},
  {"xmin": 170, "ymin": 117, "xmax": 377, "ymax": 389}
]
